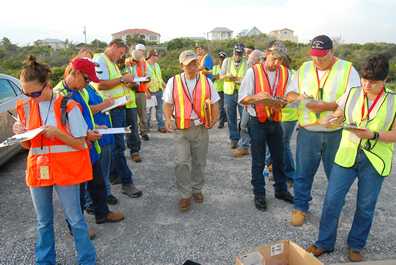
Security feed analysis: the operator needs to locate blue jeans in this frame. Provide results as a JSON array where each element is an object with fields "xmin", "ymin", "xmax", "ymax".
[
  {"xmin": 225, "ymin": 92, "xmax": 243, "ymax": 141},
  {"xmin": 238, "ymin": 108, "xmax": 250, "ymax": 149},
  {"xmin": 100, "ymin": 144, "xmax": 113, "ymax": 196},
  {"xmin": 248, "ymin": 117, "xmax": 288, "ymax": 197},
  {"xmin": 294, "ymin": 128, "xmax": 342, "ymax": 212},
  {"xmin": 126, "ymin": 107, "xmax": 141, "ymax": 155},
  {"xmin": 30, "ymin": 185, "xmax": 96, "ymax": 265},
  {"xmin": 110, "ymin": 107, "xmax": 134, "ymax": 184},
  {"xmin": 281, "ymin": 121, "xmax": 297, "ymax": 181},
  {"xmin": 147, "ymin": 91, "xmax": 165, "ymax": 129},
  {"xmin": 315, "ymin": 151, "xmax": 384, "ymax": 251}
]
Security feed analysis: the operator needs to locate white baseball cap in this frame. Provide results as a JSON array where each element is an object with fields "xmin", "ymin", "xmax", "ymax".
[{"xmin": 135, "ymin": 43, "xmax": 146, "ymax": 51}]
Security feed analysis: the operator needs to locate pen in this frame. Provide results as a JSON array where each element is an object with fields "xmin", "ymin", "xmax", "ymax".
[{"xmin": 7, "ymin": 111, "xmax": 18, "ymax": 121}]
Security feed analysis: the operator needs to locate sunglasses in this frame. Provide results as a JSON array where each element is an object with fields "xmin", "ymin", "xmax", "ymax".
[
  {"xmin": 83, "ymin": 75, "xmax": 90, "ymax": 83},
  {"xmin": 22, "ymin": 83, "xmax": 47, "ymax": 98}
]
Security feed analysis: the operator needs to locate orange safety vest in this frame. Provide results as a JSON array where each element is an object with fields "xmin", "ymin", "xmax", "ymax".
[
  {"xmin": 252, "ymin": 64, "xmax": 289, "ymax": 123},
  {"xmin": 136, "ymin": 60, "xmax": 148, "ymax": 93},
  {"xmin": 172, "ymin": 74, "xmax": 211, "ymax": 129},
  {"xmin": 16, "ymin": 95, "xmax": 93, "ymax": 188}
]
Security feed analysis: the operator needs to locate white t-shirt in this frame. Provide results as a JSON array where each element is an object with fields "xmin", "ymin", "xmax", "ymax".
[
  {"xmin": 238, "ymin": 67, "xmax": 294, "ymax": 117},
  {"xmin": 163, "ymin": 73, "xmax": 220, "ymax": 121}
]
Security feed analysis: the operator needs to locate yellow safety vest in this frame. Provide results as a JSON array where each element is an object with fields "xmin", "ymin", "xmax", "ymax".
[
  {"xmin": 212, "ymin": 64, "xmax": 224, "ymax": 92},
  {"xmin": 223, "ymin": 58, "xmax": 247, "ymax": 95},
  {"xmin": 123, "ymin": 66, "xmax": 137, "ymax": 109},
  {"xmin": 297, "ymin": 59, "xmax": 353, "ymax": 127},
  {"xmin": 281, "ymin": 69, "xmax": 298, "ymax": 122},
  {"xmin": 334, "ymin": 87, "xmax": 396, "ymax": 176},
  {"xmin": 147, "ymin": 63, "xmax": 163, "ymax": 93}
]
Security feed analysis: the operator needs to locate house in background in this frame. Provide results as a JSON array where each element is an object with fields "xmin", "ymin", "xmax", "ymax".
[
  {"xmin": 238, "ymin": 27, "xmax": 262, "ymax": 37},
  {"xmin": 112, "ymin": 29, "xmax": 161, "ymax": 44},
  {"xmin": 35, "ymin": 38, "xmax": 66, "ymax": 50},
  {"xmin": 207, "ymin": 27, "xmax": 233, "ymax": 41},
  {"xmin": 269, "ymin": 28, "xmax": 298, "ymax": 42}
]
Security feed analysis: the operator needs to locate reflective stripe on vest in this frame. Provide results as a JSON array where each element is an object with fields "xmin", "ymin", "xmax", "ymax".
[
  {"xmin": 223, "ymin": 58, "xmax": 247, "ymax": 95},
  {"xmin": 79, "ymin": 89, "xmax": 101, "ymax": 154},
  {"xmin": 334, "ymin": 87, "xmax": 396, "ymax": 176},
  {"xmin": 30, "ymin": 143, "xmax": 88, "ymax": 155},
  {"xmin": 212, "ymin": 65, "xmax": 224, "ymax": 92},
  {"xmin": 298, "ymin": 59, "xmax": 352, "ymax": 127},
  {"xmin": 173, "ymin": 74, "xmax": 211, "ymax": 129},
  {"xmin": 253, "ymin": 64, "xmax": 289, "ymax": 123},
  {"xmin": 148, "ymin": 63, "xmax": 163, "ymax": 93}
]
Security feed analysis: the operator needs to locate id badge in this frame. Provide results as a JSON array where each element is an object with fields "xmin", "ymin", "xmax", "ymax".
[
  {"xmin": 39, "ymin": 166, "xmax": 50, "ymax": 180},
  {"xmin": 37, "ymin": 155, "xmax": 50, "ymax": 180}
]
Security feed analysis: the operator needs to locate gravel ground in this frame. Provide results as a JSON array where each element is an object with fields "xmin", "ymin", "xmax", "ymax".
[{"xmin": 0, "ymin": 126, "xmax": 395, "ymax": 265}]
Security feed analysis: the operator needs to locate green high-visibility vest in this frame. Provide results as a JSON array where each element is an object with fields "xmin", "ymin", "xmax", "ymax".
[
  {"xmin": 123, "ymin": 66, "xmax": 137, "ymax": 109},
  {"xmin": 223, "ymin": 57, "xmax": 247, "ymax": 95},
  {"xmin": 281, "ymin": 69, "xmax": 298, "ymax": 122},
  {"xmin": 297, "ymin": 59, "xmax": 352, "ymax": 127},
  {"xmin": 212, "ymin": 64, "xmax": 224, "ymax": 92},
  {"xmin": 334, "ymin": 87, "xmax": 396, "ymax": 176},
  {"xmin": 147, "ymin": 63, "xmax": 164, "ymax": 93}
]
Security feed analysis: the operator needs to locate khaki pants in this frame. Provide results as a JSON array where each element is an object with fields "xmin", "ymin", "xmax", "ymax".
[
  {"xmin": 136, "ymin": 92, "xmax": 148, "ymax": 136},
  {"xmin": 174, "ymin": 125, "xmax": 209, "ymax": 199}
]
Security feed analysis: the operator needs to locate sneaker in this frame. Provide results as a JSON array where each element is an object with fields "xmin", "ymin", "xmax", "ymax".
[
  {"xmin": 192, "ymin": 192, "xmax": 204, "ymax": 203},
  {"xmin": 88, "ymin": 226, "xmax": 96, "ymax": 240},
  {"xmin": 348, "ymin": 249, "xmax": 364, "ymax": 262},
  {"xmin": 230, "ymin": 140, "xmax": 238, "ymax": 149},
  {"xmin": 291, "ymin": 209, "xmax": 305, "ymax": 226},
  {"xmin": 142, "ymin": 134, "xmax": 150, "ymax": 141},
  {"xmin": 121, "ymin": 184, "xmax": 143, "ymax": 198},
  {"xmin": 106, "ymin": 195, "xmax": 118, "ymax": 205},
  {"xmin": 158, "ymin": 128, "xmax": 167, "ymax": 133},
  {"xmin": 232, "ymin": 148, "xmax": 249, "ymax": 158},
  {"xmin": 96, "ymin": 211, "xmax": 125, "ymax": 224},
  {"xmin": 275, "ymin": 191, "xmax": 294, "ymax": 204},
  {"xmin": 131, "ymin": 153, "xmax": 142, "ymax": 163},
  {"xmin": 179, "ymin": 197, "xmax": 192, "ymax": 212},
  {"xmin": 254, "ymin": 196, "xmax": 267, "ymax": 211},
  {"xmin": 306, "ymin": 245, "xmax": 333, "ymax": 257}
]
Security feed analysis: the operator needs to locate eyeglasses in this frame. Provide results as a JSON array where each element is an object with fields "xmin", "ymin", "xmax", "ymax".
[{"xmin": 22, "ymin": 83, "xmax": 47, "ymax": 98}]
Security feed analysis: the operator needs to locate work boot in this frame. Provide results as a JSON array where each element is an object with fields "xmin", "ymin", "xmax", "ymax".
[
  {"xmin": 131, "ymin": 153, "xmax": 142, "ymax": 163},
  {"xmin": 192, "ymin": 192, "xmax": 204, "ymax": 203},
  {"xmin": 96, "ymin": 211, "xmax": 125, "ymax": 224},
  {"xmin": 121, "ymin": 184, "xmax": 143, "ymax": 198},
  {"xmin": 230, "ymin": 140, "xmax": 238, "ymax": 149},
  {"xmin": 306, "ymin": 245, "xmax": 333, "ymax": 257},
  {"xmin": 88, "ymin": 226, "xmax": 96, "ymax": 240},
  {"xmin": 232, "ymin": 148, "xmax": 249, "ymax": 158},
  {"xmin": 158, "ymin": 128, "xmax": 167, "ymax": 133},
  {"xmin": 110, "ymin": 175, "xmax": 121, "ymax": 185},
  {"xmin": 106, "ymin": 194, "xmax": 118, "ymax": 205},
  {"xmin": 254, "ymin": 196, "xmax": 267, "ymax": 211},
  {"xmin": 348, "ymin": 249, "xmax": 364, "ymax": 262},
  {"xmin": 218, "ymin": 123, "xmax": 224, "ymax": 129},
  {"xmin": 142, "ymin": 134, "xmax": 150, "ymax": 141},
  {"xmin": 291, "ymin": 209, "xmax": 305, "ymax": 226},
  {"xmin": 275, "ymin": 191, "xmax": 294, "ymax": 204},
  {"xmin": 179, "ymin": 197, "xmax": 192, "ymax": 212}
]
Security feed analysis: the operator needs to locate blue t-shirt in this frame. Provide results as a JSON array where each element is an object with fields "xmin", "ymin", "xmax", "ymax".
[
  {"xmin": 203, "ymin": 54, "xmax": 214, "ymax": 80},
  {"xmin": 85, "ymin": 85, "xmax": 114, "ymax": 146},
  {"xmin": 61, "ymin": 82, "xmax": 100, "ymax": 164}
]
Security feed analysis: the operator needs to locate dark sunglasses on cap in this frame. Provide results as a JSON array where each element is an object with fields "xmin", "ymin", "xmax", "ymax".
[{"xmin": 22, "ymin": 82, "xmax": 47, "ymax": 98}]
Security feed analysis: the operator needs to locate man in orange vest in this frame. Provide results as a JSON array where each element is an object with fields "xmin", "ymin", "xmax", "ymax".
[
  {"xmin": 238, "ymin": 43, "xmax": 294, "ymax": 211},
  {"xmin": 163, "ymin": 50, "xmax": 220, "ymax": 212}
]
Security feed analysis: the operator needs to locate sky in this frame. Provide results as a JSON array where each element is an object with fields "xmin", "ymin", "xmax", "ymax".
[{"xmin": 1, "ymin": 0, "xmax": 395, "ymax": 45}]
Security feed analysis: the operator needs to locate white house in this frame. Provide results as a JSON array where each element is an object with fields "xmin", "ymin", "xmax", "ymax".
[
  {"xmin": 35, "ymin": 39, "xmax": 66, "ymax": 50},
  {"xmin": 269, "ymin": 28, "xmax": 298, "ymax": 42},
  {"xmin": 207, "ymin": 27, "xmax": 233, "ymax": 41},
  {"xmin": 238, "ymin": 27, "xmax": 262, "ymax": 37},
  {"xmin": 112, "ymin": 29, "xmax": 161, "ymax": 44}
]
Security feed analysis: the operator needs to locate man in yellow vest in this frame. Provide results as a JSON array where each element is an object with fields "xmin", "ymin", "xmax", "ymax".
[
  {"xmin": 287, "ymin": 35, "xmax": 361, "ymax": 226},
  {"xmin": 306, "ymin": 55, "xmax": 395, "ymax": 262},
  {"xmin": 238, "ymin": 44, "xmax": 294, "ymax": 211},
  {"xmin": 163, "ymin": 50, "xmax": 220, "ymax": 212},
  {"xmin": 220, "ymin": 44, "xmax": 248, "ymax": 149},
  {"xmin": 93, "ymin": 39, "xmax": 143, "ymax": 198},
  {"xmin": 212, "ymin": 51, "xmax": 227, "ymax": 128}
]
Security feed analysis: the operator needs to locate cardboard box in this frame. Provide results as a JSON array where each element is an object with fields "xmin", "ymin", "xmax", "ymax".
[{"xmin": 235, "ymin": 240, "xmax": 324, "ymax": 265}]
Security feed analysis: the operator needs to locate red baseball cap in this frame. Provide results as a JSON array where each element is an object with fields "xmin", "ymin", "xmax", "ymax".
[{"xmin": 71, "ymin": 58, "xmax": 100, "ymax": 82}]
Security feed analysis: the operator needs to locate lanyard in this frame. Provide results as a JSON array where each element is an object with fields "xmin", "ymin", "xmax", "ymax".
[
  {"xmin": 264, "ymin": 68, "xmax": 279, "ymax": 96},
  {"xmin": 315, "ymin": 69, "xmax": 331, "ymax": 100},
  {"xmin": 361, "ymin": 88, "xmax": 384, "ymax": 123},
  {"xmin": 39, "ymin": 92, "xmax": 54, "ymax": 149}
]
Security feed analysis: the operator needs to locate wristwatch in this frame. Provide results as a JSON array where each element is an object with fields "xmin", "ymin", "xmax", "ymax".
[
  {"xmin": 120, "ymin": 77, "xmax": 125, "ymax": 84},
  {"xmin": 370, "ymin": 131, "xmax": 379, "ymax": 141}
]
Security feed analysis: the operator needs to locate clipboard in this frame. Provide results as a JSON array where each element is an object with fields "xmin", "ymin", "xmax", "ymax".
[
  {"xmin": 204, "ymin": 99, "xmax": 212, "ymax": 128},
  {"xmin": 343, "ymin": 124, "xmax": 366, "ymax": 131},
  {"xmin": 0, "ymin": 127, "xmax": 45, "ymax": 148}
]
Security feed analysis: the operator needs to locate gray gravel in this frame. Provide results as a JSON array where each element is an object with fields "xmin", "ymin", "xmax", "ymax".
[{"xmin": 0, "ymin": 126, "xmax": 395, "ymax": 265}]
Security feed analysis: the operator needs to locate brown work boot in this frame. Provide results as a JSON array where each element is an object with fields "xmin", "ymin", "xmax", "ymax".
[
  {"xmin": 291, "ymin": 209, "xmax": 305, "ymax": 226},
  {"xmin": 131, "ymin": 153, "xmax": 142, "ymax": 163},
  {"xmin": 348, "ymin": 249, "xmax": 364, "ymax": 262},
  {"xmin": 88, "ymin": 226, "xmax": 96, "ymax": 240},
  {"xmin": 192, "ymin": 192, "xmax": 204, "ymax": 203},
  {"xmin": 232, "ymin": 148, "xmax": 249, "ymax": 158},
  {"xmin": 306, "ymin": 245, "xmax": 333, "ymax": 257},
  {"xmin": 158, "ymin": 128, "xmax": 167, "ymax": 133},
  {"xmin": 179, "ymin": 197, "xmax": 192, "ymax": 212},
  {"xmin": 96, "ymin": 211, "xmax": 125, "ymax": 224}
]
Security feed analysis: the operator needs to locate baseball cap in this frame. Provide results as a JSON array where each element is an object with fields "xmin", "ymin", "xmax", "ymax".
[
  {"xmin": 310, "ymin": 35, "xmax": 333, "ymax": 57},
  {"xmin": 218, "ymin": 51, "xmax": 227, "ymax": 58},
  {"xmin": 268, "ymin": 41, "xmax": 288, "ymax": 59},
  {"xmin": 179, "ymin": 50, "xmax": 198, "ymax": 65},
  {"xmin": 135, "ymin": 43, "xmax": 146, "ymax": 51},
  {"xmin": 234, "ymin": 44, "xmax": 244, "ymax": 54},
  {"xmin": 71, "ymin": 58, "xmax": 100, "ymax": 82}
]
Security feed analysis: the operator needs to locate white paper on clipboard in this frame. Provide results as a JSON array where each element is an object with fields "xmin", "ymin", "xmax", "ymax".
[
  {"xmin": 96, "ymin": 127, "xmax": 131, "ymax": 135},
  {"xmin": 146, "ymin": 96, "xmax": 157, "ymax": 108},
  {"xmin": 134, "ymin": 76, "xmax": 150, "ymax": 83},
  {"xmin": 0, "ymin": 127, "xmax": 45, "ymax": 148},
  {"xmin": 101, "ymin": 96, "xmax": 128, "ymax": 113}
]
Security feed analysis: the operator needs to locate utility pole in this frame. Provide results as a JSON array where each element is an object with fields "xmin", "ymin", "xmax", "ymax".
[{"xmin": 83, "ymin": 26, "xmax": 87, "ymax": 44}]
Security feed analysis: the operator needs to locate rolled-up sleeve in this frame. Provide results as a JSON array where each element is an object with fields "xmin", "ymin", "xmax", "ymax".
[
  {"xmin": 162, "ymin": 77, "xmax": 174, "ymax": 104},
  {"xmin": 238, "ymin": 68, "xmax": 255, "ymax": 104}
]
